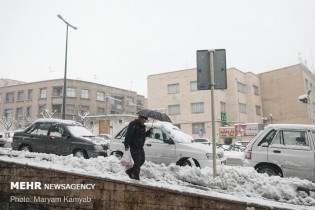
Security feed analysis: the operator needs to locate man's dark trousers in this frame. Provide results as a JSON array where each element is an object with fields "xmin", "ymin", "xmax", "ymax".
[{"xmin": 128, "ymin": 147, "xmax": 145, "ymax": 179}]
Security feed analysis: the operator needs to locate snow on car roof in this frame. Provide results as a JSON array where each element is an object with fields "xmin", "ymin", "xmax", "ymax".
[
  {"xmin": 159, "ymin": 122, "xmax": 193, "ymax": 143},
  {"xmin": 265, "ymin": 124, "xmax": 315, "ymax": 130},
  {"xmin": 127, "ymin": 121, "xmax": 193, "ymax": 143},
  {"xmin": 35, "ymin": 118, "xmax": 82, "ymax": 126}
]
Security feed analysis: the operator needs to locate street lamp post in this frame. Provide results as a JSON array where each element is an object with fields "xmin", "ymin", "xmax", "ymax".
[{"xmin": 57, "ymin": 14, "xmax": 77, "ymax": 119}]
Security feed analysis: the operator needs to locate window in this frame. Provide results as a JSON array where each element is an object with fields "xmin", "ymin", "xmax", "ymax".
[
  {"xmin": 27, "ymin": 90, "xmax": 33, "ymax": 100},
  {"xmin": 67, "ymin": 88, "xmax": 76, "ymax": 97},
  {"xmin": 190, "ymin": 81, "xmax": 197, "ymax": 91},
  {"xmin": 39, "ymin": 105, "xmax": 46, "ymax": 115},
  {"xmin": 97, "ymin": 107, "xmax": 105, "ymax": 115},
  {"xmin": 191, "ymin": 102, "xmax": 204, "ymax": 114},
  {"xmin": 168, "ymin": 104, "xmax": 180, "ymax": 115},
  {"xmin": 66, "ymin": 104, "xmax": 76, "ymax": 115},
  {"xmin": 52, "ymin": 104, "xmax": 62, "ymax": 114},
  {"xmin": 149, "ymin": 128, "xmax": 167, "ymax": 141},
  {"xmin": 80, "ymin": 105, "xmax": 89, "ymax": 115},
  {"xmin": 256, "ymin": 105, "xmax": 261, "ymax": 116},
  {"xmin": 52, "ymin": 87, "xmax": 63, "ymax": 97},
  {"xmin": 40, "ymin": 88, "xmax": 47, "ymax": 99},
  {"xmin": 126, "ymin": 97, "xmax": 134, "ymax": 106},
  {"xmin": 4, "ymin": 109, "xmax": 13, "ymax": 118},
  {"xmin": 6, "ymin": 92, "xmax": 14, "ymax": 102},
  {"xmin": 258, "ymin": 130, "xmax": 277, "ymax": 146},
  {"xmin": 17, "ymin": 91, "xmax": 24, "ymax": 101},
  {"xmin": 97, "ymin": 92, "xmax": 105, "ymax": 101},
  {"xmin": 168, "ymin": 84, "xmax": 179, "ymax": 94},
  {"xmin": 239, "ymin": 103, "xmax": 246, "ymax": 114},
  {"xmin": 273, "ymin": 130, "xmax": 310, "ymax": 148},
  {"xmin": 16, "ymin": 107, "xmax": 23, "ymax": 119},
  {"xmin": 253, "ymin": 85, "xmax": 259, "ymax": 95},
  {"xmin": 81, "ymin": 89, "xmax": 89, "ymax": 99},
  {"xmin": 237, "ymin": 82, "xmax": 246, "ymax": 93},
  {"xmin": 220, "ymin": 101, "xmax": 226, "ymax": 113},
  {"xmin": 26, "ymin": 106, "xmax": 32, "ymax": 117},
  {"xmin": 192, "ymin": 123, "xmax": 205, "ymax": 134},
  {"xmin": 27, "ymin": 122, "xmax": 51, "ymax": 135}
]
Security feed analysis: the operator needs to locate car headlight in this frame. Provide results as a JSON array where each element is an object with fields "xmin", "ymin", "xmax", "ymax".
[
  {"xmin": 206, "ymin": 153, "xmax": 213, "ymax": 160},
  {"xmin": 94, "ymin": 145, "xmax": 103, "ymax": 151}
]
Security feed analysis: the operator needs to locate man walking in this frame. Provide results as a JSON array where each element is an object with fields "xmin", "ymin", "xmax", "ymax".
[{"xmin": 124, "ymin": 115, "xmax": 152, "ymax": 180}]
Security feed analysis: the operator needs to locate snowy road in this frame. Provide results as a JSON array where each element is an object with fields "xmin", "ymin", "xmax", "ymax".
[{"xmin": 0, "ymin": 148, "xmax": 315, "ymax": 210}]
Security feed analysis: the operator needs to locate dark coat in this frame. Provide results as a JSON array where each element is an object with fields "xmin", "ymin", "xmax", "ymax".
[{"xmin": 124, "ymin": 119, "xmax": 150, "ymax": 149}]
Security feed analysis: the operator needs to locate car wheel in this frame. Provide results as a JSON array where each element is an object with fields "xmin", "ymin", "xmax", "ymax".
[
  {"xmin": 19, "ymin": 145, "xmax": 31, "ymax": 152},
  {"xmin": 73, "ymin": 150, "xmax": 88, "ymax": 159},
  {"xmin": 256, "ymin": 165, "xmax": 282, "ymax": 177},
  {"xmin": 112, "ymin": 151, "xmax": 123, "ymax": 160},
  {"xmin": 179, "ymin": 159, "xmax": 192, "ymax": 167}
]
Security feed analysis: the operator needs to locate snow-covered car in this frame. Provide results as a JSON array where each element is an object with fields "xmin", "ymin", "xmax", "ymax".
[
  {"xmin": 243, "ymin": 124, "xmax": 315, "ymax": 181},
  {"xmin": 96, "ymin": 133, "xmax": 112, "ymax": 150},
  {"xmin": 0, "ymin": 132, "xmax": 7, "ymax": 147},
  {"xmin": 108, "ymin": 122, "xmax": 226, "ymax": 168},
  {"xmin": 193, "ymin": 138, "xmax": 212, "ymax": 145},
  {"xmin": 235, "ymin": 141, "xmax": 250, "ymax": 147},
  {"xmin": 12, "ymin": 118, "xmax": 107, "ymax": 158}
]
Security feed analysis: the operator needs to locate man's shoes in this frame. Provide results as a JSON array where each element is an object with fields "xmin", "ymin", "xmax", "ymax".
[
  {"xmin": 133, "ymin": 177, "xmax": 140, "ymax": 180},
  {"xmin": 125, "ymin": 169, "xmax": 133, "ymax": 179}
]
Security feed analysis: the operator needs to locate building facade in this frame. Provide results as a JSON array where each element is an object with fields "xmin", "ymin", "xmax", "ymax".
[
  {"xmin": 259, "ymin": 64, "xmax": 315, "ymax": 124},
  {"xmin": 148, "ymin": 64, "xmax": 315, "ymax": 143},
  {"xmin": 0, "ymin": 79, "xmax": 145, "ymax": 134},
  {"xmin": 147, "ymin": 68, "xmax": 263, "ymax": 142}
]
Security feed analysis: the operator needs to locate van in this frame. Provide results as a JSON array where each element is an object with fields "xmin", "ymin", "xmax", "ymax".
[{"xmin": 243, "ymin": 124, "xmax": 315, "ymax": 180}]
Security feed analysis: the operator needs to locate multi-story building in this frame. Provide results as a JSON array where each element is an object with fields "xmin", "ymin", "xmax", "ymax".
[
  {"xmin": 259, "ymin": 64, "xmax": 315, "ymax": 124},
  {"xmin": 148, "ymin": 64, "xmax": 315, "ymax": 143},
  {"xmin": 0, "ymin": 79, "xmax": 146, "ymax": 134},
  {"xmin": 148, "ymin": 67, "xmax": 263, "ymax": 142}
]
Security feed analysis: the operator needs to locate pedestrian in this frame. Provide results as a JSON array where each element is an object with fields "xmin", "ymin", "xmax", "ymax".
[{"xmin": 124, "ymin": 115, "xmax": 152, "ymax": 180}]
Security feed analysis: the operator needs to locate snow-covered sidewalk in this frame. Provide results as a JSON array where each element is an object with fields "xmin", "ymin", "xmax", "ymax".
[{"xmin": 0, "ymin": 148, "xmax": 314, "ymax": 210}]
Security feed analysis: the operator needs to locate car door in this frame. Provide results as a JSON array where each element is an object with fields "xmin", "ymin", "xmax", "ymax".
[
  {"xmin": 144, "ymin": 128, "xmax": 176, "ymax": 165},
  {"xmin": 268, "ymin": 129, "xmax": 315, "ymax": 180},
  {"xmin": 48, "ymin": 124, "xmax": 71, "ymax": 155}
]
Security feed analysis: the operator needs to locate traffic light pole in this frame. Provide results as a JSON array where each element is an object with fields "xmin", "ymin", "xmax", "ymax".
[{"xmin": 210, "ymin": 50, "xmax": 217, "ymax": 177}]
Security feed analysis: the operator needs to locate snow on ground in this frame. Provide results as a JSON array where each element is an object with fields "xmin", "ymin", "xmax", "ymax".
[{"xmin": 1, "ymin": 149, "xmax": 315, "ymax": 209}]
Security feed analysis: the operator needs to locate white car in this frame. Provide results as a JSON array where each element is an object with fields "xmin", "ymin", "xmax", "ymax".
[
  {"xmin": 193, "ymin": 138, "xmax": 212, "ymax": 145},
  {"xmin": 108, "ymin": 122, "xmax": 226, "ymax": 168},
  {"xmin": 243, "ymin": 124, "xmax": 315, "ymax": 181}
]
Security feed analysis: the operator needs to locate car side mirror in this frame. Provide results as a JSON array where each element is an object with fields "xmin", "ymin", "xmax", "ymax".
[
  {"xmin": 261, "ymin": 142, "xmax": 269, "ymax": 147},
  {"xmin": 62, "ymin": 133, "xmax": 71, "ymax": 139}
]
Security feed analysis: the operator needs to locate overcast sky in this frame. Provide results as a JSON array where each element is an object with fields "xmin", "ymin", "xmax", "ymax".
[{"xmin": 1, "ymin": 0, "xmax": 315, "ymax": 97}]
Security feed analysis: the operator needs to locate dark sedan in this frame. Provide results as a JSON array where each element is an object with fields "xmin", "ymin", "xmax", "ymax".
[{"xmin": 12, "ymin": 119, "xmax": 107, "ymax": 158}]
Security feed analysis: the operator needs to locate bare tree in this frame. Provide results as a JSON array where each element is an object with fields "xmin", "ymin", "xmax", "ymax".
[
  {"xmin": 0, "ymin": 116, "xmax": 15, "ymax": 131},
  {"xmin": 78, "ymin": 112, "xmax": 90, "ymax": 126},
  {"xmin": 40, "ymin": 109, "xmax": 57, "ymax": 118}
]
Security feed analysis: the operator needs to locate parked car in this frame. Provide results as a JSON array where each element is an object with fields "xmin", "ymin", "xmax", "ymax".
[
  {"xmin": 96, "ymin": 133, "xmax": 112, "ymax": 150},
  {"xmin": 108, "ymin": 122, "xmax": 226, "ymax": 168},
  {"xmin": 193, "ymin": 138, "xmax": 212, "ymax": 145},
  {"xmin": 12, "ymin": 118, "xmax": 107, "ymax": 158},
  {"xmin": 243, "ymin": 124, "xmax": 315, "ymax": 181},
  {"xmin": 0, "ymin": 132, "xmax": 7, "ymax": 147},
  {"xmin": 235, "ymin": 141, "xmax": 250, "ymax": 147}
]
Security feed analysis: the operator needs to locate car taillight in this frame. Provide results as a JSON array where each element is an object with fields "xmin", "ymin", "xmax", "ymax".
[{"xmin": 245, "ymin": 150, "xmax": 252, "ymax": 160}]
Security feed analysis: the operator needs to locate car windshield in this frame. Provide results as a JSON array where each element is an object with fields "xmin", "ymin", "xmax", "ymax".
[{"xmin": 67, "ymin": 125, "xmax": 95, "ymax": 137}]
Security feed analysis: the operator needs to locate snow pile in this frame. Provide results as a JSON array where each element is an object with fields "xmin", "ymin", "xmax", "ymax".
[
  {"xmin": 0, "ymin": 149, "xmax": 315, "ymax": 209},
  {"xmin": 160, "ymin": 122, "xmax": 194, "ymax": 143}
]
